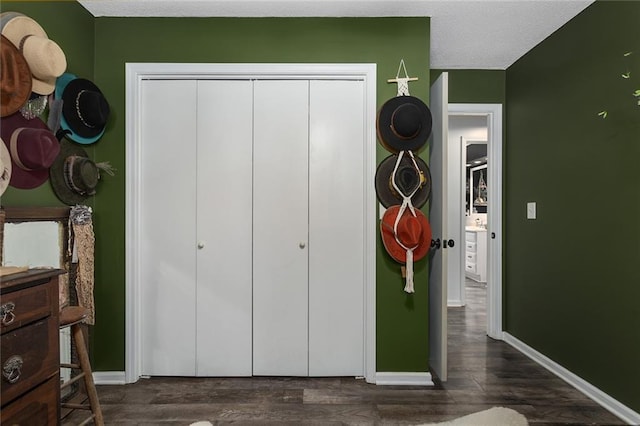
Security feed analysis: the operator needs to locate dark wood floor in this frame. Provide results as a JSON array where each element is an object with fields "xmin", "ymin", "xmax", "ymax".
[{"xmin": 69, "ymin": 281, "xmax": 625, "ymax": 425}]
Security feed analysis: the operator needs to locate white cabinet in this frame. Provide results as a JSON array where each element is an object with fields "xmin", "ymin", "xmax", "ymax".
[
  {"xmin": 465, "ymin": 228, "xmax": 487, "ymax": 282},
  {"xmin": 139, "ymin": 78, "xmax": 365, "ymax": 378}
]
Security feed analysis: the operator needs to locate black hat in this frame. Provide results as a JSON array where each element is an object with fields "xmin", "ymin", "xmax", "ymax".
[
  {"xmin": 375, "ymin": 153, "xmax": 432, "ymax": 208},
  {"xmin": 59, "ymin": 75, "xmax": 110, "ymax": 141},
  {"xmin": 376, "ymin": 95, "xmax": 432, "ymax": 153}
]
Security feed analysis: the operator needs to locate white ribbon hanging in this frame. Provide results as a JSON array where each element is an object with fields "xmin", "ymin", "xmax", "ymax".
[
  {"xmin": 387, "ymin": 59, "xmax": 419, "ymax": 97},
  {"xmin": 390, "ymin": 150, "xmax": 422, "ymax": 293}
]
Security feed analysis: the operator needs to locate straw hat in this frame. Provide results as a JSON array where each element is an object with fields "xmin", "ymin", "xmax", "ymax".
[
  {"xmin": 0, "ymin": 139, "xmax": 12, "ymax": 196},
  {"xmin": 377, "ymin": 95, "xmax": 432, "ymax": 153},
  {"xmin": 0, "ymin": 113, "xmax": 60, "ymax": 189},
  {"xmin": 0, "ymin": 12, "xmax": 67, "ymax": 95},
  {"xmin": 0, "ymin": 34, "xmax": 32, "ymax": 117}
]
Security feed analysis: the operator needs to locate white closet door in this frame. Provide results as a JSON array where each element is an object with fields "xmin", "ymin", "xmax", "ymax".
[
  {"xmin": 308, "ymin": 80, "xmax": 365, "ymax": 376},
  {"xmin": 253, "ymin": 80, "xmax": 310, "ymax": 376},
  {"xmin": 140, "ymin": 80, "xmax": 198, "ymax": 376},
  {"xmin": 196, "ymin": 80, "xmax": 253, "ymax": 376}
]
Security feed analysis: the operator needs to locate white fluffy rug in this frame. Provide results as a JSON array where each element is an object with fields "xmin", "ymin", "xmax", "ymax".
[
  {"xmin": 189, "ymin": 407, "xmax": 528, "ymax": 426},
  {"xmin": 417, "ymin": 407, "xmax": 528, "ymax": 426}
]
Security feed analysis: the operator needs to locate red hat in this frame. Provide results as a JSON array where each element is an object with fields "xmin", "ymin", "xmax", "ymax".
[
  {"xmin": 381, "ymin": 205, "xmax": 432, "ymax": 263},
  {"xmin": 380, "ymin": 205, "xmax": 432, "ymax": 293},
  {"xmin": 0, "ymin": 112, "xmax": 60, "ymax": 189}
]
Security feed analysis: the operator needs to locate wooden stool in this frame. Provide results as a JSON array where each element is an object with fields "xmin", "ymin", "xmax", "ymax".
[{"xmin": 59, "ymin": 306, "xmax": 104, "ymax": 426}]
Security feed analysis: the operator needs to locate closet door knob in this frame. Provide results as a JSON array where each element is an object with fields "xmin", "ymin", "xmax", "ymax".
[
  {"xmin": 299, "ymin": 242, "xmax": 306, "ymax": 249},
  {"xmin": 197, "ymin": 242, "xmax": 205, "ymax": 249}
]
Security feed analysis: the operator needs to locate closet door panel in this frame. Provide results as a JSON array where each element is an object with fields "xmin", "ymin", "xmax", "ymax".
[
  {"xmin": 196, "ymin": 80, "xmax": 253, "ymax": 376},
  {"xmin": 308, "ymin": 80, "xmax": 365, "ymax": 376},
  {"xmin": 253, "ymin": 80, "xmax": 309, "ymax": 376},
  {"xmin": 140, "ymin": 80, "xmax": 197, "ymax": 376}
]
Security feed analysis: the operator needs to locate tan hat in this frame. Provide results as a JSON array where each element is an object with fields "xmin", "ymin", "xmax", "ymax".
[
  {"xmin": 0, "ymin": 12, "xmax": 66, "ymax": 95},
  {"xmin": 0, "ymin": 138, "xmax": 12, "ymax": 196}
]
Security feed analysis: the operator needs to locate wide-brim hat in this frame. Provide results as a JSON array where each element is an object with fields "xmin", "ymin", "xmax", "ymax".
[
  {"xmin": 1, "ymin": 34, "xmax": 32, "ymax": 117},
  {"xmin": 377, "ymin": 95, "xmax": 432, "ymax": 153},
  {"xmin": 49, "ymin": 139, "xmax": 101, "ymax": 205},
  {"xmin": 380, "ymin": 205, "xmax": 432, "ymax": 264},
  {"xmin": 0, "ymin": 139, "xmax": 12, "ymax": 196},
  {"xmin": 0, "ymin": 12, "xmax": 67, "ymax": 95},
  {"xmin": 56, "ymin": 73, "xmax": 109, "ymax": 144},
  {"xmin": 0, "ymin": 112, "xmax": 60, "ymax": 189},
  {"xmin": 375, "ymin": 153, "xmax": 432, "ymax": 209}
]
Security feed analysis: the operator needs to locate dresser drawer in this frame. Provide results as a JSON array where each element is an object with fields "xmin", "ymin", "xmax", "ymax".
[
  {"xmin": 465, "ymin": 262, "xmax": 477, "ymax": 274},
  {"xmin": 1, "ymin": 317, "xmax": 58, "ymax": 405},
  {"xmin": 1, "ymin": 282, "xmax": 53, "ymax": 335},
  {"xmin": 465, "ymin": 241, "xmax": 476, "ymax": 252},
  {"xmin": 1, "ymin": 375, "xmax": 59, "ymax": 426},
  {"xmin": 465, "ymin": 231, "xmax": 476, "ymax": 243},
  {"xmin": 466, "ymin": 252, "xmax": 477, "ymax": 264}
]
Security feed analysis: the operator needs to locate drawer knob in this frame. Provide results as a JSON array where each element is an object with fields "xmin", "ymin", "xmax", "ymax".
[
  {"xmin": 2, "ymin": 355, "xmax": 23, "ymax": 384},
  {"xmin": 0, "ymin": 302, "xmax": 16, "ymax": 326}
]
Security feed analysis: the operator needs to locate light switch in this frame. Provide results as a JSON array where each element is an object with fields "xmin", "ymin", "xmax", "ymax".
[{"xmin": 527, "ymin": 202, "xmax": 536, "ymax": 220}]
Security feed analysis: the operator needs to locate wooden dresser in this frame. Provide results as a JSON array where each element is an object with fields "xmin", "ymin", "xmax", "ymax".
[{"xmin": 1, "ymin": 268, "xmax": 65, "ymax": 425}]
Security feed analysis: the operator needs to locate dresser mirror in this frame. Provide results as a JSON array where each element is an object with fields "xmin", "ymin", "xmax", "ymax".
[
  {"xmin": 1, "ymin": 206, "xmax": 70, "ymax": 269},
  {"xmin": 1, "ymin": 206, "xmax": 71, "ymax": 307}
]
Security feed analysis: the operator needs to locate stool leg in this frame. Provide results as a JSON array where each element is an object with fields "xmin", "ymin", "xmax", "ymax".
[{"xmin": 71, "ymin": 323, "xmax": 105, "ymax": 426}]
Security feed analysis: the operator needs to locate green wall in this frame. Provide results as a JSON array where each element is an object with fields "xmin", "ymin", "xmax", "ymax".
[
  {"xmin": 1, "ymin": 2, "xmax": 433, "ymax": 374},
  {"xmin": 505, "ymin": 0, "xmax": 640, "ymax": 412},
  {"xmin": 430, "ymin": 70, "xmax": 506, "ymax": 104}
]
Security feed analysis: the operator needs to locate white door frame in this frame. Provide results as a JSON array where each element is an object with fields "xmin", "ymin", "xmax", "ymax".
[
  {"xmin": 449, "ymin": 103, "xmax": 503, "ymax": 340},
  {"xmin": 125, "ymin": 63, "xmax": 378, "ymax": 384}
]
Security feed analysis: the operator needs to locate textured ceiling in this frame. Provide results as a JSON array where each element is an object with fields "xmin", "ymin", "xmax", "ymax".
[{"xmin": 77, "ymin": 0, "xmax": 594, "ymax": 69}]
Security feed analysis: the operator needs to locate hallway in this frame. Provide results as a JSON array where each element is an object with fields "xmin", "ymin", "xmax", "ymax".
[{"xmin": 75, "ymin": 282, "xmax": 625, "ymax": 425}]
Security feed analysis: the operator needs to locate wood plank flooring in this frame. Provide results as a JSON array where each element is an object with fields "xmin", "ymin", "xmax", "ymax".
[{"xmin": 69, "ymin": 281, "xmax": 625, "ymax": 425}]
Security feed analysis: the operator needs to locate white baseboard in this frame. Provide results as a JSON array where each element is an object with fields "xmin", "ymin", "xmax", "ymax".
[
  {"xmin": 503, "ymin": 332, "xmax": 640, "ymax": 425},
  {"xmin": 93, "ymin": 371, "xmax": 126, "ymax": 385},
  {"xmin": 375, "ymin": 372, "xmax": 434, "ymax": 386},
  {"xmin": 95, "ymin": 370, "xmax": 434, "ymax": 387}
]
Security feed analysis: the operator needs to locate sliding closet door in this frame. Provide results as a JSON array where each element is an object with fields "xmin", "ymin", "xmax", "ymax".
[
  {"xmin": 140, "ymin": 80, "xmax": 198, "ymax": 376},
  {"xmin": 308, "ymin": 80, "xmax": 365, "ymax": 376},
  {"xmin": 253, "ymin": 80, "xmax": 310, "ymax": 376},
  {"xmin": 196, "ymin": 80, "xmax": 253, "ymax": 376}
]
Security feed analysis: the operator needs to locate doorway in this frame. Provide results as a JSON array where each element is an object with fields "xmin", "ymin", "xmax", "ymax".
[{"xmin": 448, "ymin": 104, "xmax": 503, "ymax": 341}]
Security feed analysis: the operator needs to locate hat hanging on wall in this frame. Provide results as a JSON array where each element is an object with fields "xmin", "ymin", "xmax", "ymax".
[
  {"xmin": 55, "ymin": 73, "xmax": 110, "ymax": 144},
  {"xmin": 0, "ymin": 11, "xmax": 67, "ymax": 95},
  {"xmin": 377, "ymin": 95, "xmax": 433, "ymax": 153},
  {"xmin": 49, "ymin": 139, "xmax": 115, "ymax": 205},
  {"xmin": 0, "ymin": 34, "xmax": 32, "ymax": 117},
  {"xmin": 380, "ymin": 204, "xmax": 432, "ymax": 293},
  {"xmin": 0, "ymin": 113, "xmax": 60, "ymax": 189},
  {"xmin": 0, "ymin": 140, "xmax": 12, "ymax": 196},
  {"xmin": 375, "ymin": 151, "xmax": 432, "ymax": 208},
  {"xmin": 377, "ymin": 59, "xmax": 432, "ymax": 153}
]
